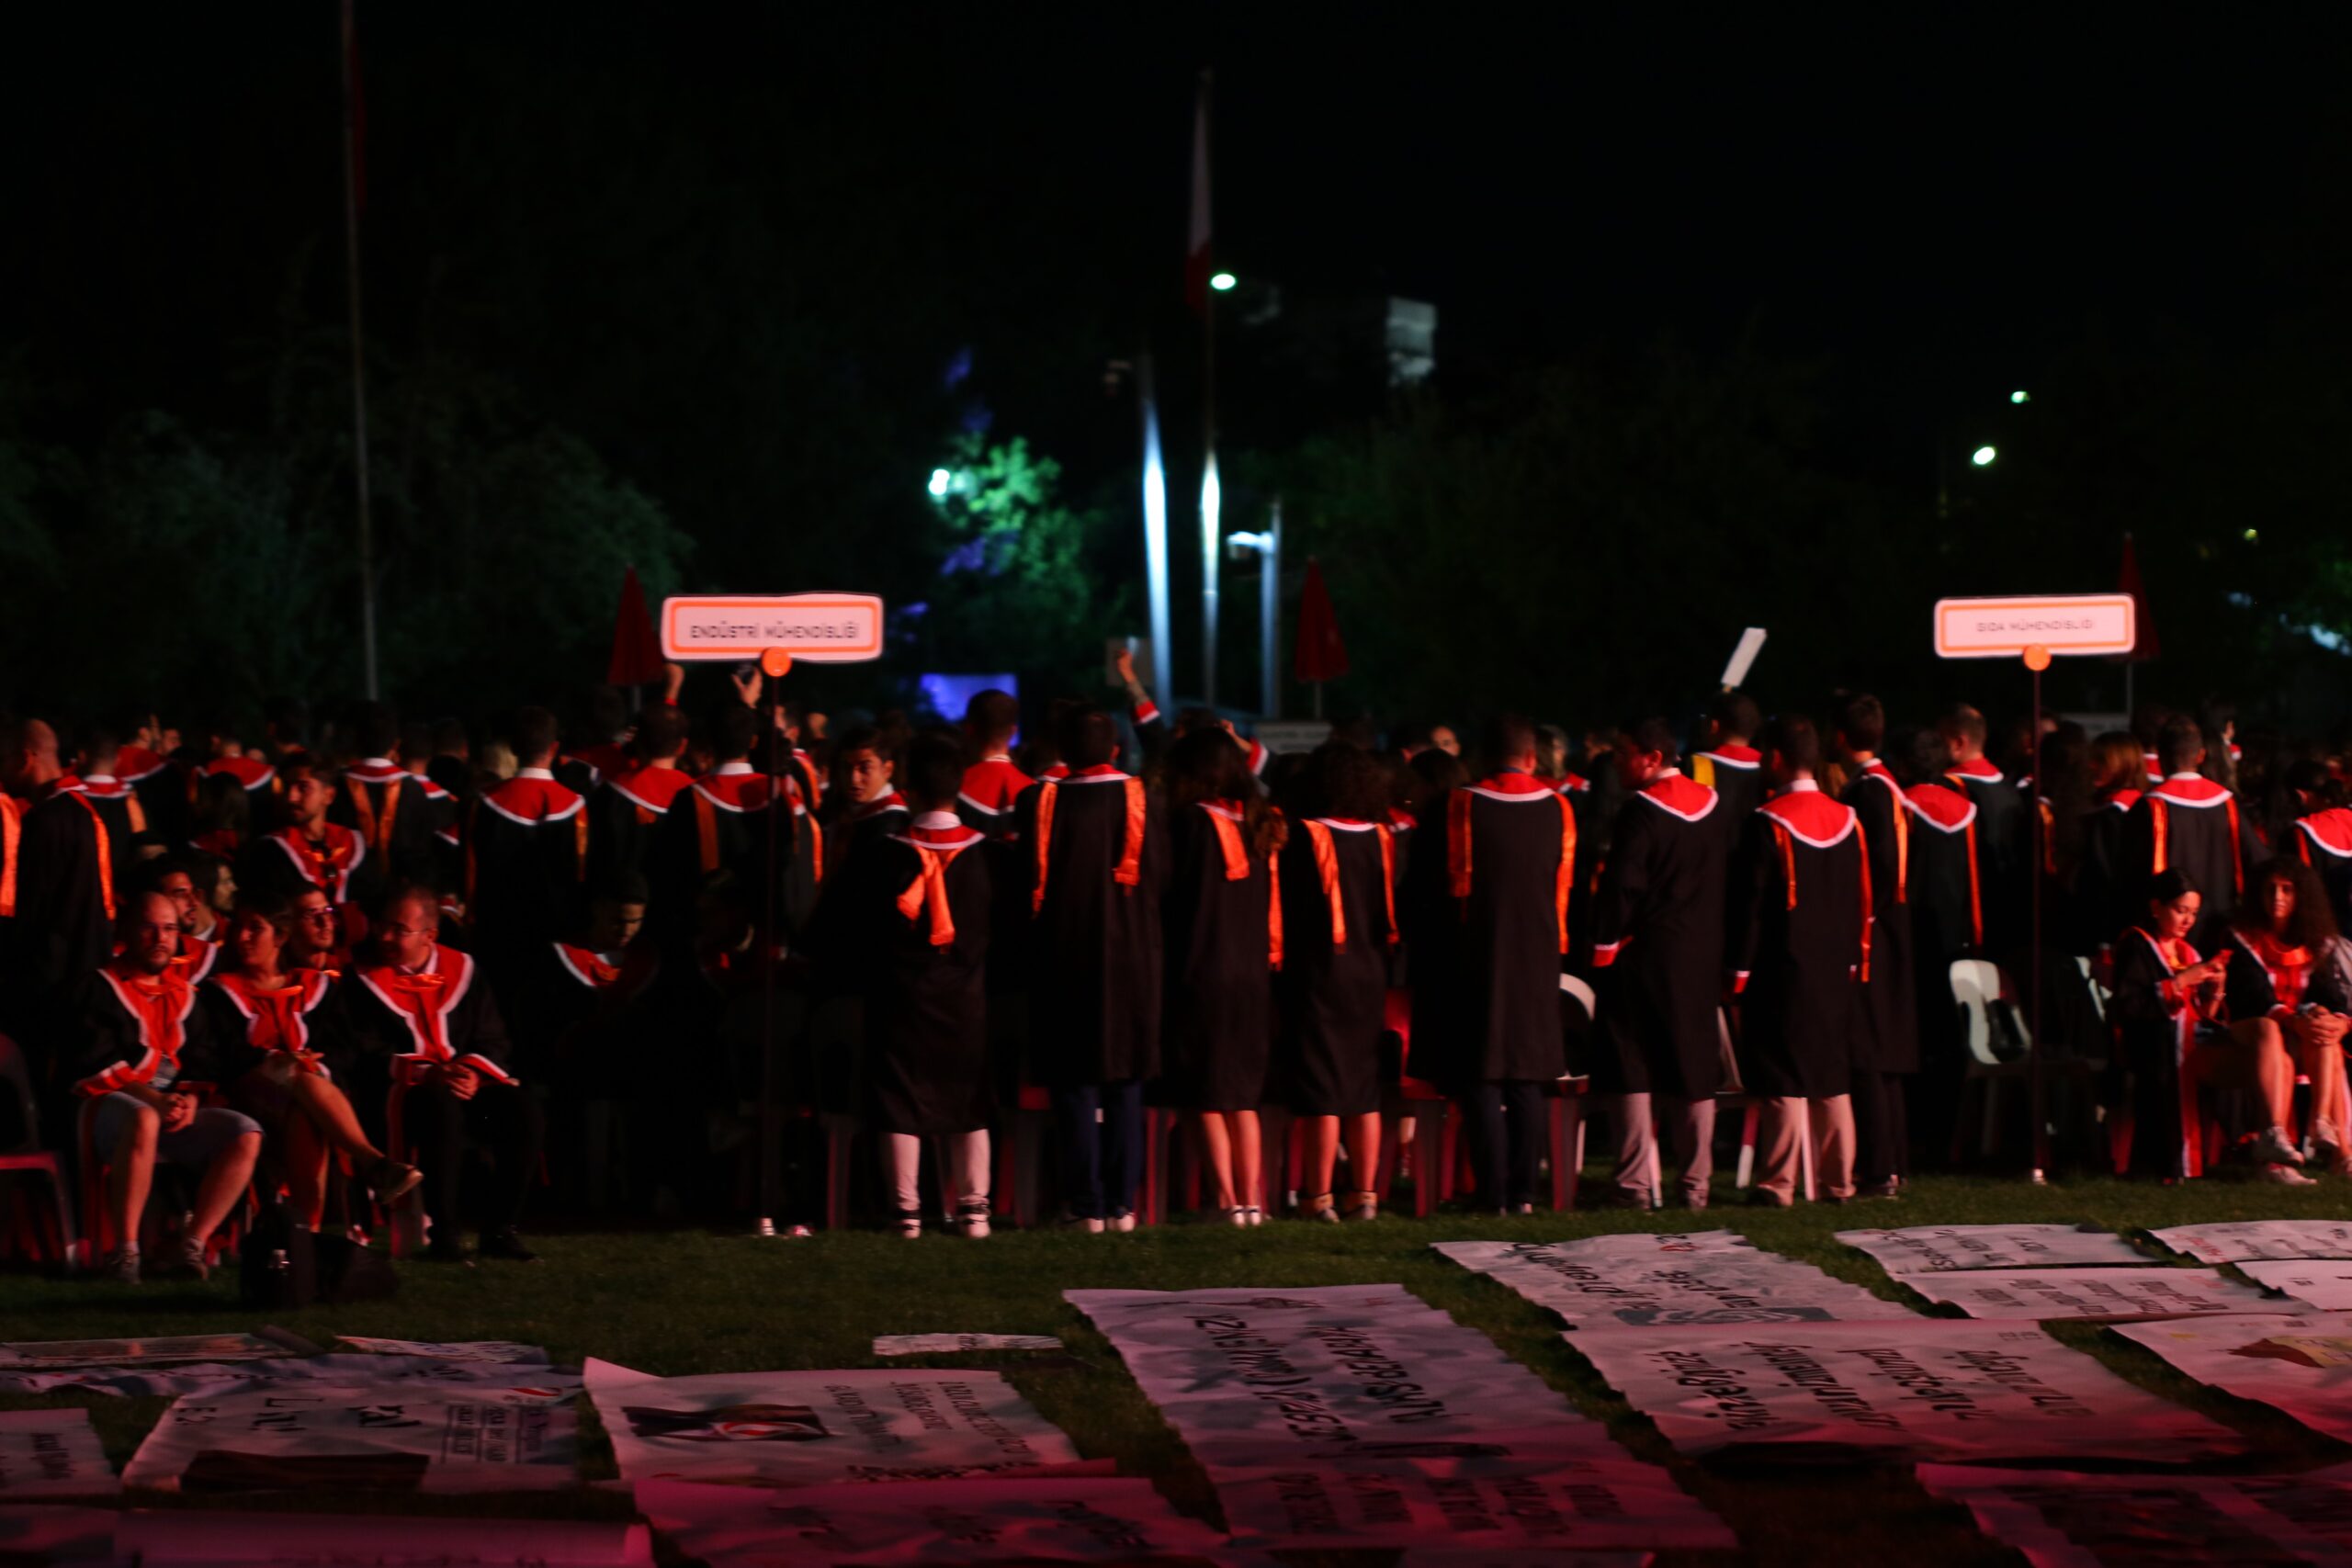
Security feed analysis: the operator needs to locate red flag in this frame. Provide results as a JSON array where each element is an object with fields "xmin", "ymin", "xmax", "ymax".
[
  {"xmin": 1183, "ymin": 73, "xmax": 1212, "ymax": 316},
  {"xmin": 2117, "ymin": 533, "xmax": 2158, "ymax": 661},
  {"xmin": 606, "ymin": 566, "xmax": 664, "ymax": 686},
  {"xmin": 1293, "ymin": 558, "xmax": 1350, "ymax": 683}
]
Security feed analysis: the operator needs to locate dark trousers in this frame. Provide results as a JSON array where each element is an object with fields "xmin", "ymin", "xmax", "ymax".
[
  {"xmin": 1052, "ymin": 1078, "xmax": 1145, "ymax": 1220},
  {"xmin": 1466, "ymin": 1079, "xmax": 1548, "ymax": 1209},
  {"xmin": 1851, "ymin": 1067, "xmax": 1909, "ymax": 1185},
  {"xmin": 403, "ymin": 1077, "xmax": 547, "ymax": 1235}
]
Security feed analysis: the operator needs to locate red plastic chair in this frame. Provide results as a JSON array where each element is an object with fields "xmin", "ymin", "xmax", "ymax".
[{"xmin": 0, "ymin": 1037, "xmax": 76, "ymax": 1269}]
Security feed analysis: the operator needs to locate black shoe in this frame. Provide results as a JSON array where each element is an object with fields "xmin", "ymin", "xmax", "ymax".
[
  {"xmin": 477, "ymin": 1228, "xmax": 538, "ymax": 1262},
  {"xmin": 421, "ymin": 1235, "xmax": 469, "ymax": 1263}
]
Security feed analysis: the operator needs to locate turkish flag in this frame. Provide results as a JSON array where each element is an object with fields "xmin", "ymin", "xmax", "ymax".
[
  {"xmin": 606, "ymin": 566, "xmax": 664, "ymax": 686},
  {"xmin": 2117, "ymin": 534, "xmax": 2158, "ymax": 661},
  {"xmin": 1293, "ymin": 558, "xmax": 1350, "ymax": 683}
]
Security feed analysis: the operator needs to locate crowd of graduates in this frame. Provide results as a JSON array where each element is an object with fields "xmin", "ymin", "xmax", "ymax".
[{"xmin": 5, "ymin": 656, "xmax": 2351, "ymax": 1280}]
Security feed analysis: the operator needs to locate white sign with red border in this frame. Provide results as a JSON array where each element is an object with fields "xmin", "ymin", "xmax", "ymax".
[
  {"xmin": 660, "ymin": 593, "xmax": 886, "ymax": 663},
  {"xmin": 1933, "ymin": 594, "xmax": 2136, "ymax": 660}
]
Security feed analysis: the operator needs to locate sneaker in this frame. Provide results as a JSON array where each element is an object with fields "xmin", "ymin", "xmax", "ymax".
[
  {"xmin": 167, "ymin": 1235, "xmax": 210, "ymax": 1281},
  {"xmin": 1219, "ymin": 1206, "xmax": 1250, "ymax": 1227},
  {"xmin": 1107, "ymin": 1210, "xmax": 1137, "ymax": 1234},
  {"xmin": 1745, "ymin": 1189, "xmax": 1793, "ymax": 1209},
  {"xmin": 2256, "ymin": 1162, "xmax": 2319, "ymax": 1186},
  {"xmin": 1303, "ymin": 1195, "xmax": 1340, "ymax": 1224},
  {"xmin": 1343, "ymin": 1191, "xmax": 1380, "ymax": 1222},
  {"xmin": 476, "ymin": 1229, "xmax": 539, "ymax": 1262},
  {"xmin": 1243, "ymin": 1206, "xmax": 1265, "ymax": 1227},
  {"xmin": 369, "ymin": 1158, "xmax": 424, "ymax": 1205},
  {"xmin": 100, "ymin": 1247, "xmax": 141, "ymax": 1284},
  {"xmin": 1058, "ymin": 1213, "xmax": 1105, "ymax": 1235},
  {"xmin": 2254, "ymin": 1127, "xmax": 2306, "ymax": 1168},
  {"xmin": 783, "ymin": 1224, "xmax": 814, "ymax": 1239}
]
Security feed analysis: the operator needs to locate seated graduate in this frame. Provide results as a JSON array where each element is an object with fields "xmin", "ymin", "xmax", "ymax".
[
  {"xmin": 203, "ymin": 891, "xmax": 422, "ymax": 1228},
  {"xmin": 2222, "ymin": 857, "xmax": 2352, "ymax": 1176},
  {"xmin": 68, "ymin": 891, "xmax": 263, "ymax": 1283},
  {"xmin": 2110, "ymin": 867, "xmax": 2310, "ymax": 1184}
]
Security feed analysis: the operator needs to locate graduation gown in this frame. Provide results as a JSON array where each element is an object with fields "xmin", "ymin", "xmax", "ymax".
[
  {"xmin": 1730, "ymin": 782, "xmax": 1866, "ymax": 1098},
  {"xmin": 241, "ymin": 825, "xmax": 368, "ymax": 920},
  {"xmin": 117, "ymin": 747, "xmax": 186, "ymax": 850},
  {"xmin": 2077, "ymin": 788, "xmax": 2142, "ymax": 953},
  {"xmin": 331, "ymin": 759, "xmax": 453, "ymax": 898},
  {"xmin": 1841, "ymin": 762, "xmax": 1920, "ymax": 1076},
  {"xmin": 505, "ymin": 937, "xmax": 660, "ymax": 1089},
  {"xmin": 9, "ymin": 782, "xmax": 117, "ymax": 1006},
  {"xmin": 1406, "ymin": 773, "xmax": 1575, "ymax": 1088},
  {"xmin": 467, "ymin": 770, "xmax": 590, "ymax": 961},
  {"xmin": 1012, "ymin": 766, "xmax": 1165, "ymax": 1089},
  {"xmin": 839, "ymin": 820, "xmax": 994, "ymax": 1134},
  {"xmin": 346, "ymin": 943, "xmax": 519, "ymax": 1093},
  {"xmin": 1690, "ymin": 743, "xmax": 1765, "ymax": 852},
  {"xmin": 68, "ymin": 959, "xmax": 227, "ymax": 1100},
  {"xmin": 1275, "ymin": 818, "xmax": 1395, "ymax": 1116},
  {"xmin": 956, "ymin": 756, "xmax": 1035, "ymax": 841},
  {"xmin": 1589, "ymin": 771, "xmax": 1726, "ymax": 1099},
  {"xmin": 201, "ymin": 968, "xmax": 356, "ymax": 1086},
  {"xmin": 2120, "ymin": 775, "xmax": 2249, "ymax": 949},
  {"xmin": 2294, "ymin": 808, "xmax": 2352, "ymax": 936},
  {"xmin": 1950, "ymin": 759, "xmax": 2028, "ymax": 952},
  {"xmin": 1162, "ymin": 800, "xmax": 1278, "ymax": 1111},
  {"xmin": 590, "ymin": 765, "xmax": 695, "ymax": 892},
  {"xmin": 77, "ymin": 776, "xmax": 152, "ymax": 887},
  {"xmin": 2107, "ymin": 927, "xmax": 2217, "ymax": 1179}
]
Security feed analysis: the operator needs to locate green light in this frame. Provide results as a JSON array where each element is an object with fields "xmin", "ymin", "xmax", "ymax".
[
  {"xmin": 2009, "ymin": 389, "xmax": 2030, "ymax": 404},
  {"xmin": 1971, "ymin": 446, "xmax": 1996, "ymax": 467},
  {"xmin": 2244, "ymin": 527, "xmax": 2259, "ymax": 543},
  {"xmin": 1209, "ymin": 272, "xmax": 1237, "ymax": 292}
]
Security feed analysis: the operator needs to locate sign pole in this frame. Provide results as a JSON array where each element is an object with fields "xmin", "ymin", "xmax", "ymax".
[
  {"xmin": 757, "ymin": 649, "xmax": 792, "ymax": 1233},
  {"xmin": 2024, "ymin": 644, "xmax": 2050, "ymax": 1183}
]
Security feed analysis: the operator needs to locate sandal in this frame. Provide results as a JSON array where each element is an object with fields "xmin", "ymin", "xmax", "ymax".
[
  {"xmin": 1303, "ymin": 1192, "xmax": 1340, "ymax": 1224},
  {"xmin": 894, "ymin": 1208, "xmax": 923, "ymax": 1239},
  {"xmin": 1218, "ymin": 1205, "xmax": 1250, "ymax": 1227},
  {"xmin": 956, "ymin": 1198, "xmax": 992, "ymax": 1240},
  {"xmin": 1344, "ymin": 1190, "xmax": 1380, "ymax": 1222},
  {"xmin": 1244, "ymin": 1205, "xmax": 1265, "ymax": 1227}
]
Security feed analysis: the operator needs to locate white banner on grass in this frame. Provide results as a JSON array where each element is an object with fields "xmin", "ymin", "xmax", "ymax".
[
  {"xmin": 125, "ymin": 1383, "xmax": 576, "ymax": 1493},
  {"xmin": 0, "ymin": 1410, "xmax": 116, "ymax": 1499},
  {"xmin": 637, "ymin": 1477, "xmax": 1229, "ymax": 1565},
  {"xmin": 1838, "ymin": 1225, "xmax": 2152, "ymax": 1275},
  {"xmin": 1566, "ymin": 1320, "xmax": 2242, "ymax": 1463},
  {"xmin": 588, "ymin": 1361, "xmax": 1082, "ymax": 1487},
  {"xmin": 1917, "ymin": 1463, "xmax": 2352, "ymax": 1568},
  {"xmin": 2115, "ymin": 1314, "xmax": 2352, "ymax": 1446},
  {"xmin": 116, "ymin": 1513, "xmax": 655, "ymax": 1566},
  {"xmin": 0, "ymin": 1354, "xmax": 582, "ymax": 1401},
  {"xmin": 0, "ymin": 1506, "xmax": 113, "ymax": 1566},
  {"xmin": 2239, "ymin": 1259, "xmax": 2352, "ymax": 1312},
  {"xmin": 1398, "ymin": 1555, "xmax": 1654, "ymax": 1568},
  {"xmin": 337, "ymin": 1337, "xmax": 551, "ymax": 1364},
  {"xmin": 1896, "ymin": 1266, "xmax": 2274, "ymax": 1322},
  {"xmin": 2150, "ymin": 1221, "xmax": 2352, "ymax": 1265},
  {"xmin": 1435, "ymin": 1234, "xmax": 1913, "ymax": 1327},
  {"xmin": 872, "ymin": 1335, "xmax": 1064, "ymax": 1357},
  {"xmin": 0, "ymin": 1330, "xmax": 311, "ymax": 1368},
  {"xmin": 1068, "ymin": 1285, "xmax": 1726, "ymax": 1550}
]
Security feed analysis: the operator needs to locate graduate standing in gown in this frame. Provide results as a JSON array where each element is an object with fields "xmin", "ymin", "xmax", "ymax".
[
  {"xmin": 1589, "ymin": 717, "xmax": 1726, "ymax": 1208},
  {"xmin": 1689, "ymin": 690, "xmax": 1766, "ymax": 853},
  {"xmin": 1013, "ymin": 704, "xmax": 1165, "ymax": 1232},
  {"xmin": 2077, "ymin": 731, "xmax": 2146, "ymax": 957},
  {"xmin": 1407, "ymin": 714, "xmax": 1577, "ymax": 1214},
  {"xmin": 1834, "ymin": 695, "xmax": 1918, "ymax": 1198},
  {"xmin": 831, "ymin": 733, "xmax": 997, "ymax": 1238},
  {"xmin": 1888, "ymin": 728, "xmax": 1982, "ymax": 1154},
  {"xmin": 589, "ymin": 704, "xmax": 695, "ymax": 892},
  {"xmin": 1161, "ymin": 728, "xmax": 1283, "ymax": 1225},
  {"xmin": 466, "ymin": 707, "xmax": 589, "ymax": 972},
  {"xmin": 1939, "ymin": 705, "xmax": 2028, "ymax": 953},
  {"xmin": 1275, "ymin": 740, "xmax": 1396, "ymax": 1222},
  {"xmin": 333, "ymin": 704, "xmax": 456, "ymax": 897},
  {"xmin": 1728, "ymin": 716, "xmax": 1866, "ymax": 1205},
  {"xmin": 6, "ymin": 717, "xmax": 119, "ymax": 1031}
]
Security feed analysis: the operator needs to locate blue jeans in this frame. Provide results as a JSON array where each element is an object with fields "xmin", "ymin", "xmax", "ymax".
[{"xmin": 1052, "ymin": 1079, "xmax": 1145, "ymax": 1219}]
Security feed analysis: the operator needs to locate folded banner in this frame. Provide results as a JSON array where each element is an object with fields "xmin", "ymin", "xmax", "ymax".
[
  {"xmin": 337, "ymin": 1337, "xmax": 552, "ymax": 1364},
  {"xmin": 2114, "ymin": 1314, "xmax": 2352, "ymax": 1445},
  {"xmin": 125, "ymin": 1383, "xmax": 577, "ymax": 1493},
  {"xmin": 0, "ymin": 1330, "xmax": 314, "ymax": 1368},
  {"xmin": 0, "ymin": 1506, "xmax": 114, "ymax": 1566},
  {"xmin": 637, "ymin": 1477, "xmax": 1230, "ymax": 1564},
  {"xmin": 1067, "ymin": 1284, "xmax": 1729, "ymax": 1551},
  {"xmin": 872, "ymin": 1335, "xmax": 1065, "ymax": 1357},
  {"xmin": 2238, "ymin": 1260, "xmax": 2352, "ymax": 1312},
  {"xmin": 1917, "ymin": 1462, "xmax": 2352, "ymax": 1568},
  {"xmin": 1566, "ymin": 1320, "xmax": 2241, "ymax": 1463},
  {"xmin": 1433, "ymin": 1233, "xmax": 1912, "ymax": 1328},
  {"xmin": 0, "ymin": 1410, "xmax": 116, "ymax": 1499},
  {"xmin": 1838, "ymin": 1225, "xmax": 2151, "ymax": 1275},
  {"xmin": 116, "ymin": 1513, "xmax": 655, "ymax": 1566},
  {"xmin": 587, "ymin": 1360, "xmax": 1082, "ymax": 1486},
  {"xmin": 2150, "ymin": 1222, "xmax": 2352, "ymax": 1265},
  {"xmin": 0, "ymin": 1354, "xmax": 582, "ymax": 1401},
  {"xmin": 1895, "ymin": 1266, "xmax": 2273, "ymax": 1322}
]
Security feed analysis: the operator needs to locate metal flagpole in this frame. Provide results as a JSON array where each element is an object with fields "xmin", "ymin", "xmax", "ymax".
[
  {"xmin": 340, "ymin": 0, "xmax": 380, "ymax": 700},
  {"xmin": 1138, "ymin": 352, "xmax": 1175, "ymax": 718},
  {"xmin": 1261, "ymin": 499, "xmax": 1282, "ymax": 717},
  {"xmin": 1196, "ymin": 71, "xmax": 1219, "ymax": 708}
]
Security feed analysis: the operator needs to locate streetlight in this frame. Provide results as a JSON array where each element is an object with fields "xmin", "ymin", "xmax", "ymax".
[
  {"xmin": 1209, "ymin": 271, "xmax": 1237, "ymax": 292},
  {"xmin": 2010, "ymin": 389, "xmax": 2030, "ymax": 404},
  {"xmin": 1971, "ymin": 446, "xmax": 1997, "ymax": 467},
  {"xmin": 927, "ymin": 468, "xmax": 952, "ymax": 499}
]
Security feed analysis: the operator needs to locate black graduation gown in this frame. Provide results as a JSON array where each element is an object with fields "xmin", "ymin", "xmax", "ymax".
[
  {"xmin": 1276, "ymin": 820, "xmax": 1395, "ymax": 1117},
  {"xmin": 955, "ymin": 758, "xmax": 1034, "ymax": 842},
  {"xmin": 468, "ymin": 773, "xmax": 589, "ymax": 964},
  {"xmin": 345, "ymin": 943, "xmax": 519, "ymax": 1096},
  {"xmin": 2077, "ymin": 791, "xmax": 2141, "ymax": 953},
  {"xmin": 9, "ymin": 786, "xmax": 115, "ymax": 1008},
  {"xmin": 238, "ymin": 826, "xmax": 369, "ymax": 918},
  {"xmin": 200, "ymin": 969, "xmax": 359, "ymax": 1086},
  {"xmin": 78, "ymin": 780, "xmax": 151, "ymax": 890},
  {"xmin": 1903, "ymin": 782, "xmax": 1982, "ymax": 1080},
  {"xmin": 1730, "ymin": 785, "xmax": 1865, "ymax": 1098},
  {"xmin": 2107, "ymin": 927, "xmax": 2213, "ymax": 1180},
  {"xmin": 1012, "ymin": 770, "xmax": 1165, "ymax": 1089},
  {"xmin": 119, "ymin": 748, "xmax": 187, "ymax": 851},
  {"xmin": 330, "ymin": 761, "xmax": 452, "ymax": 900},
  {"xmin": 650, "ymin": 767, "xmax": 790, "ymax": 945},
  {"xmin": 588, "ymin": 767, "xmax": 695, "ymax": 895},
  {"xmin": 66, "ymin": 961, "xmax": 230, "ymax": 1102},
  {"xmin": 2120, "ymin": 777, "xmax": 2249, "ymax": 949},
  {"xmin": 1405, "ymin": 775, "xmax": 1574, "ymax": 1089},
  {"xmin": 1691, "ymin": 746, "xmax": 1765, "ymax": 853},
  {"xmin": 1589, "ymin": 772, "xmax": 1726, "ymax": 1099},
  {"xmin": 1162, "ymin": 801, "xmax": 1276, "ymax": 1111},
  {"xmin": 1951, "ymin": 763, "xmax": 2028, "ymax": 953},
  {"xmin": 1840, "ymin": 765, "xmax": 1920, "ymax": 1076},
  {"xmin": 2294, "ymin": 809, "xmax": 2352, "ymax": 937},
  {"xmin": 840, "ymin": 826, "xmax": 994, "ymax": 1134}
]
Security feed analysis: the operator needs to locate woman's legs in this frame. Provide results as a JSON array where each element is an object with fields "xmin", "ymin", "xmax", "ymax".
[
  {"xmin": 283, "ymin": 1072, "xmax": 391, "ymax": 1165},
  {"xmin": 1197, "ymin": 1111, "xmax": 1238, "ymax": 1210},
  {"xmin": 1232, "ymin": 1110, "xmax": 1262, "ymax": 1213},
  {"xmin": 1303, "ymin": 1115, "xmax": 1340, "ymax": 1209},
  {"xmin": 2224, "ymin": 1017, "xmax": 2298, "ymax": 1131},
  {"xmin": 1343, "ymin": 1111, "xmax": 1382, "ymax": 1216},
  {"xmin": 280, "ymin": 1111, "xmax": 332, "ymax": 1229}
]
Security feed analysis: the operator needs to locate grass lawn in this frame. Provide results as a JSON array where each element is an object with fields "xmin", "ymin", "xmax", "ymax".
[{"xmin": 5, "ymin": 1174, "xmax": 2351, "ymax": 1563}]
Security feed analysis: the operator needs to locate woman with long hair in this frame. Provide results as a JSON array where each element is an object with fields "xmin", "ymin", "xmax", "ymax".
[
  {"xmin": 2078, "ymin": 730, "xmax": 2147, "ymax": 954},
  {"xmin": 2228, "ymin": 857, "xmax": 2352, "ymax": 1174},
  {"xmin": 203, "ymin": 892, "xmax": 422, "ymax": 1227},
  {"xmin": 1162, "ymin": 728, "xmax": 1284, "ymax": 1224}
]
